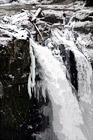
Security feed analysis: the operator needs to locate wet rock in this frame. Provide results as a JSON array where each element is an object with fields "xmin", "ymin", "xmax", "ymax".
[
  {"xmin": 0, "ymin": 81, "xmax": 3, "ymax": 98},
  {"xmin": 85, "ymin": 0, "xmax": 93, "ymax": 6},
  {"xmin": 74, "ymin": 22, "xmax": 93, "ymax": 34},
  {"xmin": 41, "ymin": 10, "xmax": 63, "ymax": 24},
  {"xmin": 59, "ymin": 44, "xmax": 67, "ymax": 63},
  {"xmin": 68, "ymin": 50, "xmax": 78, "ymax": 92},
  {"xmin": 75, "ymin": 10, "xmax": 93, "ymax": 22},
  {"xmin": 0, "ymin": 35, "xmax": 30, "ymax": 140},
  {"xmin": 0, "ymin": 0, "xmax": 18, "ymax": 5},
  {"xmin": 0, "ymin": 11, "xmax": 55, "ymax": 140},
  {"xmin": 70, "ymin": 10, "xmax": 93, "ymax": 34},
  {"xmin": 89, "ymin": 12, "xmax": 93, "ymax": 16}
]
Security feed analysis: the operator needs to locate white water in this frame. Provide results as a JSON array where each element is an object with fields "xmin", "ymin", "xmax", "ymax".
[
  {"xmin": 51, "ymin": 28, "xmax": 93, "ymax": 139},
  {"xmin": 28, "ymin": 38, "xmax": 35, "ymax": 99},
  {"xmin": 28, "ymin": 37, "xmax": 93, "ymax": 140},
  {"xmin": 52, "ymin": 28, "xmax": 92, "ymax": 104},
  {"xmin": 26, "ymin": 2, "xmax": 93, "ymax": 139}
]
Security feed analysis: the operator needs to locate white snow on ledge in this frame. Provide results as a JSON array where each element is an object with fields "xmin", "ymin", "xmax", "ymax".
[
  {"xmin": 0, "ymin": 0, "xmax": 40, "ymax": 6},
  {"xmin": 0, "ymin": 11, "xmax": 30, "ymax": 44}
]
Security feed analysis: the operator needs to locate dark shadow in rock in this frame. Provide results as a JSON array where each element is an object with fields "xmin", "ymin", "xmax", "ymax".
[
  {"xmin": 20, "ymin": 90, "xmax": 57, "ymax": 140},
  {"xmin": 69, "ymin": 50, "xmax": 78, "ymax": 96}
]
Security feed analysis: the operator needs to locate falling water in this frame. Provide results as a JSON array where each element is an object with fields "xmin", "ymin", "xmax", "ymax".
[
  {"xmin": 52, "ymin": 28, "xmax": 92, "ymax": 103},
  {"xmin": 28, "ymin": 38, "xmax": 35, "ymax": 99},
  {"xmin": 51, "ymin": 28, "xmax": 93, "ymax": 139},
  {"xmin": 28, "ymin": 36, "xmax": 93, "ymax": 140}
]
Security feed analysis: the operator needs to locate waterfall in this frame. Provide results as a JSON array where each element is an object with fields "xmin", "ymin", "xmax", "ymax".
[
  {"xmin": 51, "ymin": 28, "xmax": 93, "ymax": 139},
  {"xmin": 51, "ymin": 28, "xmax": 92, "ymax": 103},
  {"xmin": 28, "ymin": 38, "xmax": 35, "ymax": 99},
  {"xmin": 28, "ymin": 36, "xmax": 93, "ymax": 140}
]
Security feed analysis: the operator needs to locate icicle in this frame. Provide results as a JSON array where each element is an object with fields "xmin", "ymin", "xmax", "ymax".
[{"xmin": 28, "ymin": 38, "xmax": 35, "ymax": 99}]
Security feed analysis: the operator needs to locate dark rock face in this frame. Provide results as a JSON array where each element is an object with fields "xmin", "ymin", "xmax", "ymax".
[
  {"xmin": 0, "ymin": 8, "xmax": 59, "ymax": 139},
  {"xmin": 0, "ymin": 38, "xmax": 56, "ymax": 140},
  {"xmin": 21, "ymin": 95, "xmax": 54, "ymax": 140},
  {"xmin": 59, "ymin": 44, "xmax": 78, "ymax": 99},
  {"xmin": 59, "ymin": 44, "xmax": 67, "ymax": 63},
  {"xmin": 10, "ymin": 0, "xmax": 18, "ymax": 2},
  {"xmin": 0, "ymin": 82, "xmax": 3, "ymax": 98},
  {"xmin": 0, "ymin": 0, "xmax": 18, "ymax": 4},
  {"xmin": 52, "ymin": 0, "xmax": 65, "ymax": 3},
  {"xmin": 41, "ymin": 15, "xmax": 62, "ymax": 24},
  {"xmin": 51, "ymin": 0, "xmax": 75, "ymax": 3},
  {"xmin": 86, "ymin": 0, "xmax": 93, "ymax": 6},
  {"xmin": 0, "ymin": 39, "xmax": 30, "ymax": 139},
  {"xmin": 39, "ymin": 0, "xmax": 76, "ymax": 4},
  {"xmin": 69, "ymin": 50, "xmax": 78, "ymax": 92},
  {"xmin": 0, "ymin": 39, "xmax": 30, "ymax": 86}
]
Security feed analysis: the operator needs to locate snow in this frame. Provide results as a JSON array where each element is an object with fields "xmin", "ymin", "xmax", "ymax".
[
  {"xmin": 0, "ymin": 11, "xmax": 30, "ymax": 44},
  {"xmin": 0, "ymin": 23, "xmax": 28, "ymax": 39}
]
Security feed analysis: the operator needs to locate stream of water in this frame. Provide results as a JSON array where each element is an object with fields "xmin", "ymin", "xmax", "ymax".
[{"xmin": 28, "ymin": 28, "xmax": 93, "ymax": 139}]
